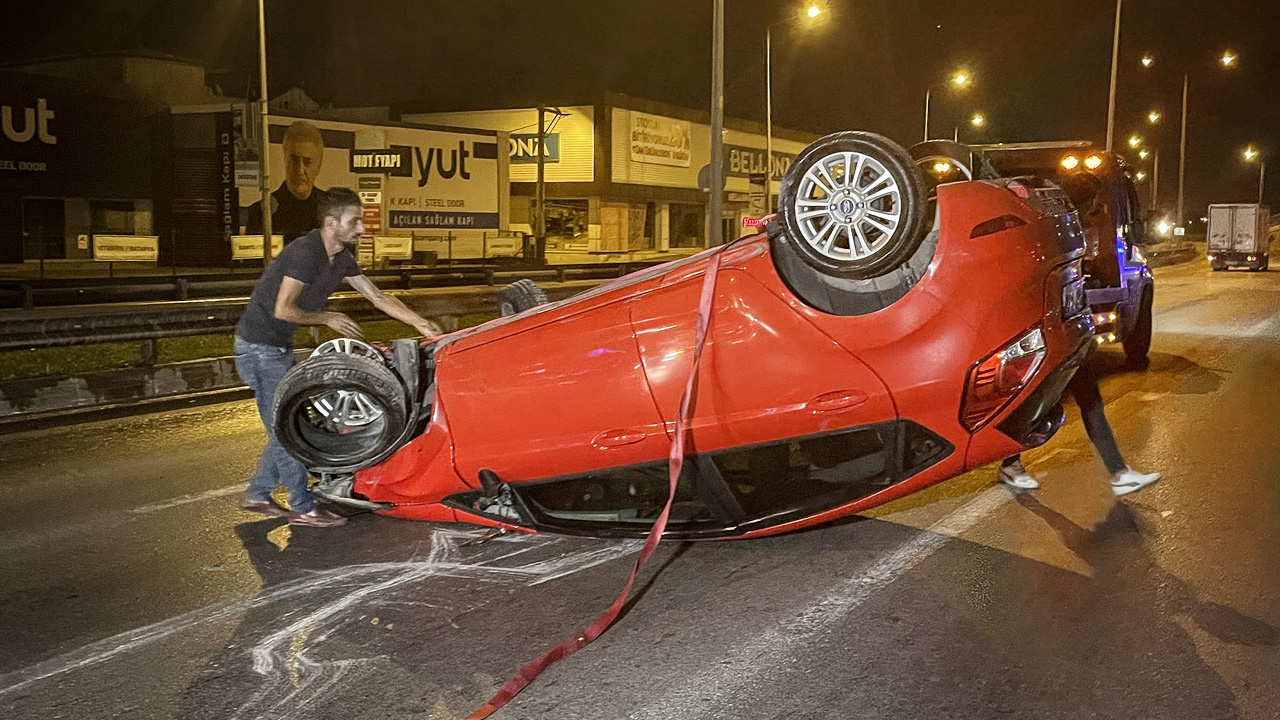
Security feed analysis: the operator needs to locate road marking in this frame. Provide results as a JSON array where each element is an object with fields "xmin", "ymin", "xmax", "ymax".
[
  {"xmin": 630, "ymin": 485, "xmax": 1010, "ymax": 720},
  {"xmin": 129, "ymin": 483, "xmax": 243, "ymax": 514},
  {"xmin": 0, "ymin": 529, "xmax": 639, "ymax": 706}
]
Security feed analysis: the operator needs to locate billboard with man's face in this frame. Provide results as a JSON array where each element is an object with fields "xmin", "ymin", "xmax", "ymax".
[{"xmin": 237, "ymin": 113, "xmax": 505, "ymax": 240}]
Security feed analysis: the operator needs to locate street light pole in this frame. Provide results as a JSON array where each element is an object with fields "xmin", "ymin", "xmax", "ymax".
[
  {"xmin": 1105, "ymin": 0, "xmax": 1123, "ymax": 151},
  {"xmin": 709, "ymin": 0, "xmax": 725, "ymax": 247},
  {"xmin": 1259, "ymin": 159, "xmax": 1266, "ymax": 204},
  {"xmin": 256, "ymin": 0, "xmax": 273, "ymax": 261},
  {"xmin": 1152, "ymin": 147, "xmax": 1160, "ymax": 208},
  {"xmin": 766, "ymin": 26, "xmax": 773, "ymax": 202},
  {"xmin": 1177, "ymin": 73, "xmax": 1188, "ymax": 223},
  {"xmin": 923, "ymin": 87, "xmax": 931, "ymax": 142},
  {"xmin": 536, "ymin": 105, "xmax": 546, "ymax": 258}
]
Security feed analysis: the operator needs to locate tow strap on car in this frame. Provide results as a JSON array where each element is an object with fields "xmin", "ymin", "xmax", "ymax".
[{"xmin": 467, "ymin": 246, "xmax": 726, "ymax": 719}]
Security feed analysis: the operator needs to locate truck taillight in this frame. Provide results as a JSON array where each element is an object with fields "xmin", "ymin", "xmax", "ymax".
[{"xmin": 961, "ymin": 328, "xmax": 1047, "ymax": 431}]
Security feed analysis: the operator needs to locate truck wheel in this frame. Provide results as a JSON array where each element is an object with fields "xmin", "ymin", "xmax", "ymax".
[
  {"xmin": 775, "ymin": 132, "xmax": 930, "ymax": 280},
  {"xmin": 273, "ymin": 353, "xmax": 410, "ymax": 473},
  {"xmin": 1124, "ymin": 287, "xmax": 1153, "ymax": 369},
  {"xmin": 498, "ymin": 278, "xmax": 549, "ymax": 316}
]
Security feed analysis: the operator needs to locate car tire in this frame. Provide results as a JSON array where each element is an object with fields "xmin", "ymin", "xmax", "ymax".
[
  {"xmin": 498, "ymin": 278, "xmax": 549, "ymax": 317},
  {"xmin": 273, "ymin": 353, "xmax": 411, "ymax": 473},
  {"xmin": 1123, "ymin": 287, "xmax": 1153, "ymax": 369},
  {"xmin": 775, "ymin": 131, "xmax": 930, "ymax": 280}
]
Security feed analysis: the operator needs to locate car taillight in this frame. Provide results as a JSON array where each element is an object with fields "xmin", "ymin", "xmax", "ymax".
[{"xmin": 960, "ymin": 327, "xmax": 1047, "ymax": 431}]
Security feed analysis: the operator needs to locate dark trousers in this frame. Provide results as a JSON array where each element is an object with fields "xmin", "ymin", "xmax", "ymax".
[{"xmin": 1005, "ymin": 358, "xmax": 1126, "ymax": 475}]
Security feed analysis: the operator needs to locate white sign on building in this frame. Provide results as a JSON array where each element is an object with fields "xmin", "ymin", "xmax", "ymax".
[{"xmin": 629, "ymin": 111, "xmax": 691, "ymax": 167}]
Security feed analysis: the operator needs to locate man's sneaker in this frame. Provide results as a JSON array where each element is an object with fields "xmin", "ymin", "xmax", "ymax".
[
  {"xmin": 240, "ymin": 494, "xmax": 289, "ymax": 518},
  {"xmin": 998, "ymin": 460, "xmax": 1040, "ymax": 490},
  {"xmin": 1111, "ymin": 468, "xmax": 1161, "ymax": 496},
  {"xmin": 288, "ymin": 507, "xmax": 348, "ymax": 528}
]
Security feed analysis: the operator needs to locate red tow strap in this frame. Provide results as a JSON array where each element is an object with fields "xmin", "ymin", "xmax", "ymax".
[{"xmin": 467, "ymin": 249, "xmax": 725, "ymax": 719}]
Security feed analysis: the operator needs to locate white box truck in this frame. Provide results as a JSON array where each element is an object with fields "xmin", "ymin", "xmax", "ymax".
[{"xmin": 1207, "ymin": 203, "xmax": 1270, "ymax": 271}]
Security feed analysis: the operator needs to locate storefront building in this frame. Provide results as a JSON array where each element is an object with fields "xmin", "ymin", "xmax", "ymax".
[
  {"xmin": 403, "ymin": 93, "xmax": 814, "ymax": 260},
  {"xmin": 0, "ymin": 70, "xmax": 164, "ymax": 265}
]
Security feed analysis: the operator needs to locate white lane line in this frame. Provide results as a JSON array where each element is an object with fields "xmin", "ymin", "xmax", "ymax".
[
  {"xmin": 129, "ymin": 483, "xmax": 244, "ymax": 514},
  {"xmin": 630, "ymin": 485, "xmax": 1010, "ymax": 720}
]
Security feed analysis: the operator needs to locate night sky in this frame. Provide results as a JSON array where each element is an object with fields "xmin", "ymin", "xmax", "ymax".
[{"xmin": 4, "ymin": 0, "xmax": 1277, "ymax": 214}]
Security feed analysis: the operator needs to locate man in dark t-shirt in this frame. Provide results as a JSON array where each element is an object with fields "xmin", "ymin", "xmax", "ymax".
[{"xmin": 234, "ymin": 187, "xmax": 441, "ymax": 528}]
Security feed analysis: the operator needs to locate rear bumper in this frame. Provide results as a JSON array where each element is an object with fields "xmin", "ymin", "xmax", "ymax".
[{"xmin": 1209, "ymin": 251, "xmax": 1266, "ymax": 264}]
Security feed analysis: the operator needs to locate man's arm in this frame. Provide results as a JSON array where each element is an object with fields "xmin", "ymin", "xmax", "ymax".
[
  {"xmin": 274, "ymin": 276, "xmax": 362, "ymax": 337},
  {"xmin": 345, "ymin": 274, "xmax": 442, "ymax": 337}
]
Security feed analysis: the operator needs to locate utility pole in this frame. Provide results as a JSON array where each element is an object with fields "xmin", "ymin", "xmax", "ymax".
[
  {"xmin": 709, "ymin": 0, "xmax": 725, "ymax": 247},
  {"xmin": 765, "ymin": 26, "xmax": 773, "ymax": 207},
  {"xmin": 1177, "ymin": 74, "xmax": 1188, "ymax": 224},
  {"xmin": 256, "ymin": 0, "xmax": 273, "ymax": 262},
  {"xmin": 1152, "ymin": 148, "xmax": 1160, "ymax": 209},
  {"xmin": 536, "ymin": 105, "xmax": 546, "ymax": 262},
  {"xmin": 1105, "ymin": 0, "xmax": 1122, "ymax": 151}
]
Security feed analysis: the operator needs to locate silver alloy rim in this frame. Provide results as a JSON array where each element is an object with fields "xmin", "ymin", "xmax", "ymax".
[
  {"xmin": 792, "ymin": 150, "xmax": 903, "ymax": 262},
  {"xmin": 308, "ymin": 388, "xmax": 385, "ymax": 429},
  {"xmin": 308, "ymin": 338, "xmax": 385, "ymax": 426}
]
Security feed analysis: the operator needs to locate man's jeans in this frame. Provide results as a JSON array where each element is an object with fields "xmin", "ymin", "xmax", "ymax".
[{"xmin": 233, "ymin": 338, "xmax": 315, "ymax": 514}]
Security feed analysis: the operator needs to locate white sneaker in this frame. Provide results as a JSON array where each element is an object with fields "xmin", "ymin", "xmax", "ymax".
[
  {"xmin": 1111, "ymin": 468, "xmax": 1161, "ymax": 496},
  {"xmin": 999, "ymin": 461, "xmax": 1040, "ymax": 490}
]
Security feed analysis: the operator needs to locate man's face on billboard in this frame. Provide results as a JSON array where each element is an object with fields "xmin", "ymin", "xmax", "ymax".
[{"xmin": 283, "ymin": 139, "xmax": 323, "ymax": 199}]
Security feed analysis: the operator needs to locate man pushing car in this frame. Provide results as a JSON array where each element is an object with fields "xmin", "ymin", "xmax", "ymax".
[{"xmin": 233, "ymin": 187, "xmax": 441, "ymax": 527}]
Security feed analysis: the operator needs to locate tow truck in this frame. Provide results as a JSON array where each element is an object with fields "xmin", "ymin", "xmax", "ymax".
[{"xmin": 950, "ymin": 142, "xmax": 1154, "ymax": 367}]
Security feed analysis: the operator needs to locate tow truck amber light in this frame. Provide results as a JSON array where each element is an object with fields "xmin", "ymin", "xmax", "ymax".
[
  {"xmin": 1084, "ymin": 154, "xmax": 1104, "ymax": 170},
  {"xmin": 1061, "ymin": 155, "xmax": 1081, "ymax": 171},
  {"xmin": 961, "ymin": 328, "xmax": 1047, "ymax": 431}
]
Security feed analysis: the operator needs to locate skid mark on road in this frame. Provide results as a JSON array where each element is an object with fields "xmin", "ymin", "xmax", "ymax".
[
  {"xmin": 630, "ymin": 486, "xmax": 1010, "ymax": 720},
  {"xmin": 0, "ymin": 528, "xmax": 640, "ymax": 717}
]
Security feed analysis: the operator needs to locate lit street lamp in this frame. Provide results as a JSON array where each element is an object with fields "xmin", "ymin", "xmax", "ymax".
[
  {"xmin": 766, "ymin": 3, "xmax": 823, "ymax": 209},
  {"xmin": 1141, "ymin": 54, "xmax": 1155, "ymax": 68},
  {"xmin": 1147, "ymin": 110, "xmax": 1161, "ymax": 124},
  {"xmin": 924, "ymin": 71, "xmax": 970, "ymax": 141},
  {"xmin": 1128, "ymin": 135, "xmax": 1143, "ymax": 149},
  {"xmin": 1138, "ymin": 149, "xmax": 1149, "ymax": 159},
  {"xmin": 1243, "ymin": 146, "xmax": 1265, "ymax": 204},
  {"xmin": 1135, "ymin": 171, "xmax": 1147, "ymax": 181},
  {"xmin": 970, "ymin": 113, "xmax": 985, "ymax": 127},
  {"xmin": 1140, "ymin": 49, "xmax": 1239, "ymax": 223}
]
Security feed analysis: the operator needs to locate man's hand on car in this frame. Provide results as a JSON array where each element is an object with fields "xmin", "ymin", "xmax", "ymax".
[
  {"xmin": 414, "ymin": 319, "xmax": 444, "ymax": 338},
  {"xmin": 324, "ymin": 312, "xmax": 363, "ymax": 338}
]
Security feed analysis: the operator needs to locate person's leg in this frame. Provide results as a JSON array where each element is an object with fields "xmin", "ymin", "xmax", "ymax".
[
  {"xmin": 998, "ymin": 454, "xmax": 1039, "ymax": 489},
  {"xmin": 234, "ymin": 340, "xmax": 284, "ymax": 505},
  {"xmin": 1067, "ymin": 361, "xmax": 1127, "ymax": 475},
  {"xmin": 247, "ymin": 346, "xmax": 317, "ymax": 514},
  {"xmin": 1068, "ymin": 360, "xmax": 1161, "ymax": 495}
]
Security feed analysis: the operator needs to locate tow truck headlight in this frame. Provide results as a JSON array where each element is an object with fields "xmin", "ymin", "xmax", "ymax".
[{"xmin": 961, "ymin": 328, "xmax": 1047, "ymax": 431}]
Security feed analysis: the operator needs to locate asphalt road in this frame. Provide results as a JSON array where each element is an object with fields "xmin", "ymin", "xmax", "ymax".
[{"xmin": 1, "ymin": 256, "xmax": 1277, "ymax": 720}]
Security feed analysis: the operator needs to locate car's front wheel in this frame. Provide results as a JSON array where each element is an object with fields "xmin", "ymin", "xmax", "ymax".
[
  {"xmin": 273, "ymin": 353, "xmax": 411, "ymax": 473},
  {"xmin": 774, "ymin": 132, "xmax": 930, "ymax": 280}
]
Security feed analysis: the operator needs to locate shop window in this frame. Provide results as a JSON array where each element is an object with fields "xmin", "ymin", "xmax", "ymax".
[
  {"xmin": 545, "ymin": 199, "xmax": 589, "ymax": 242},
  {"xmin": 669, "ymin": 203, "xmax": 705, "ymax": 248},
  {"xmin": 91, "ymin": 200, "xmax": 140, "ymax": 236}
]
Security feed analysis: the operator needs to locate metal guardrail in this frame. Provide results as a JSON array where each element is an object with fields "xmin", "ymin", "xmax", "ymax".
[
  {"xmin": 0, "ymin": 262, "xmax": 653, "ymax": 310},
  {"xmin": 0, "ymin": 281, "xmax": 601, "ymax": 352}
]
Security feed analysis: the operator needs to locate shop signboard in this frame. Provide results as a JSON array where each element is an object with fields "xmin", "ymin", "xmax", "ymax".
[
  {"xmin": 747, "ymin": 172, "xmax": 768, "ymax": 217},
  {"xmin": 725, "ymin": 144, "xmax": 795, "ymax": 180},
  {"xmin": 509, "ymin": 133, "xmax": 560, "ymax": 163},
  {"xmin": 375, "ymin": 235, "xmax": 413, "ymax": 259},
  {"xmin": 349, "ymin": 147, "xmax": 412, "ymax": 176},
  {"xmin": 357, "ymin": 176, "xmax": 382, "ymax": 190},
  {"xmin": 93, "ymin": 235, "xmax": 159, "ymax": 262},
  {"xmin": 362, "ymin": 204, "xmax": 383, "ymax": 234},
  {"xmin": 629, "ymin": 111, "xmax": 691, "ymax": 167},
  {"xmin": 230, "ymin": 235, "xmax": 283, "ymax": 260}
]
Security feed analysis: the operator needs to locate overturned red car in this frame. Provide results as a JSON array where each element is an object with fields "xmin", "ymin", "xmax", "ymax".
[{"xmin": 272, "ymin": 132, "xmax": 1092, "ymax": 539}]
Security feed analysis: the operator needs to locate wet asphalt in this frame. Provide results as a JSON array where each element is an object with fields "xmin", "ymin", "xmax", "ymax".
[{"xmin": 0, "ymin": 257, "xmax": 1277, "ymax": 720}]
